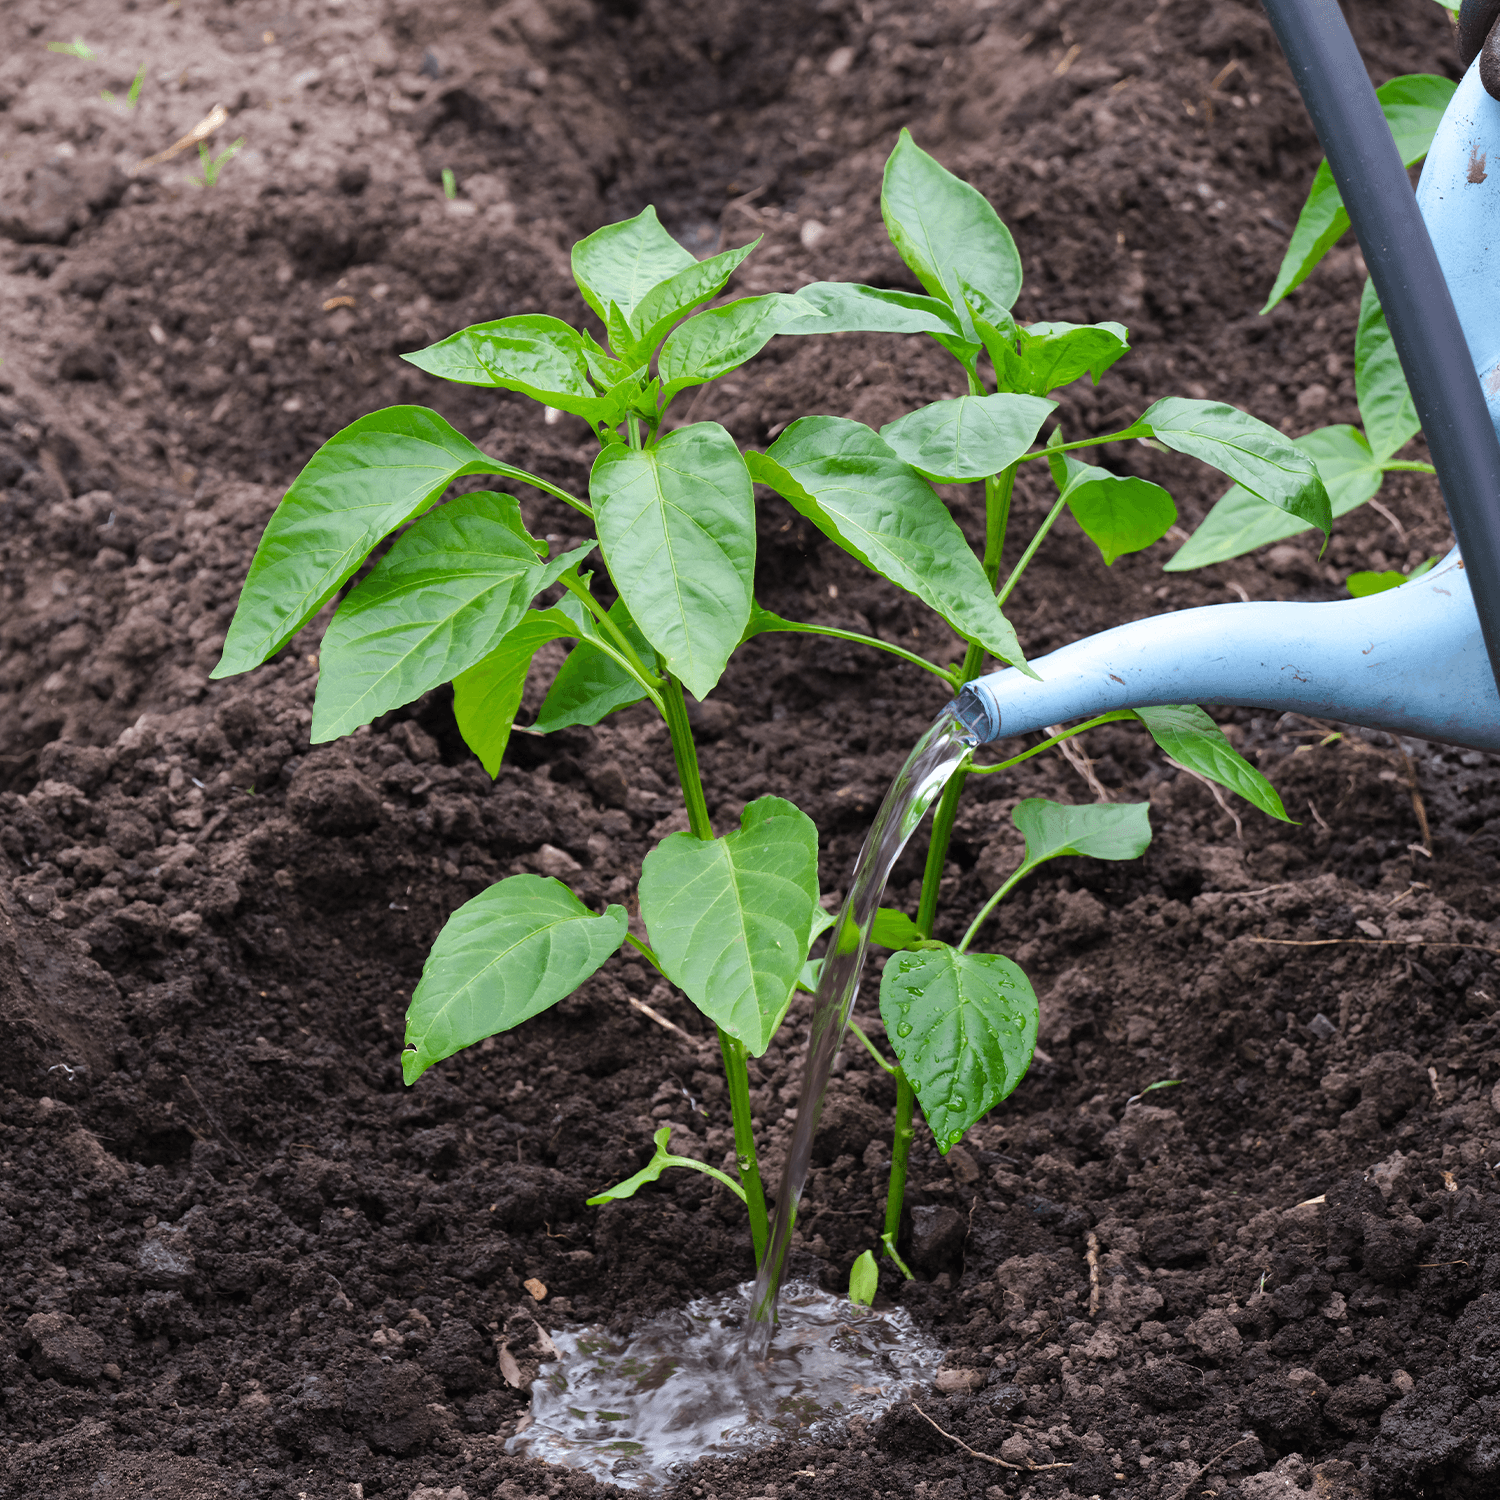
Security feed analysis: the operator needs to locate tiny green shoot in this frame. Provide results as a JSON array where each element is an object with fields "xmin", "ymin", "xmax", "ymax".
[
  {"xmin": 1126, "ymin": 1078, "xmax": 1183, "ymax": 1106},
  {"xmin": 103, "ymin": 63, "xmax": 148, "ymax": 108},
  {"xmin": 193, "ymin": 137, "xmax": 245, "ymax": 188},
  {"xmin": 848, "ymin": 1250, "xmax": 879, "ymax": 1307},
  {"xmin": 442, "ymin": 168, "xmax": 458, "ymax": 200},
  {"xmin": 47, "ymin": 37, "xmax": 96, "ymax": 59}
]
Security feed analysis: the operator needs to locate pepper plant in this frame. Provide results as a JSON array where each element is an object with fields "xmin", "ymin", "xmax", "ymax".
[{"xmin": 213, "ymin": 130, "xmax": 1321, "ymax": 1277}]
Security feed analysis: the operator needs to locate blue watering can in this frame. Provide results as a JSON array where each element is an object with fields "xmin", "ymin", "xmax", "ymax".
[{"xmin": 955, "ymin": 0, "xmax": 1500, "ymax": 754}]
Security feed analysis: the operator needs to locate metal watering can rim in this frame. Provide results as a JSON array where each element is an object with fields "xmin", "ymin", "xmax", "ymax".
[{"xmin": 958, "ymin": 6, "xmax": 1500, "ymax": 754}]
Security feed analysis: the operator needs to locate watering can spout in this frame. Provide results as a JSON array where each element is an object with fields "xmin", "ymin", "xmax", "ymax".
[{"xmin": 956, "ymin": 550, "xmax": 1500, "ymax": 752}]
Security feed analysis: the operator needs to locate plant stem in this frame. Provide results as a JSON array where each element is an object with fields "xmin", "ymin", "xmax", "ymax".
[
  {"xmin": 996, "ymin": 492, "xmax": 1070, "ymax": 609},
  {"xmin": 483, "ymin": 458, "xmax": 592, "ymax": 518},
  {"xmin": 658, "ymin": 671, "xmax": 770, "ymax": 1259},
  {"xmin": 957, "ymin": 864, "xmax": 1031, "ymax": 953},
  {"xmin": 719, "ymin": 1029, "xmax": 769, "ymax": 1263},
  {"xmin": 752, "ymin": 618, "xmax": 960, "ymax": 687},
  {"xmin": 965, "ymin": 710, "xmax": 1140, "ymax": 775},
  {"xmin": 881, "ymin": 1068, "xmax": 917, "ymax": 1278},
  {"xmin": 848, "ymin": 1018, "xmax": 896, "ymax": 1074}
]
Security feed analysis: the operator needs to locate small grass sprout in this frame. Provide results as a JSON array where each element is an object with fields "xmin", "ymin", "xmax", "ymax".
[
  {"xmin": 193, "ymin": 136, "xmax": 245, "ymax": 188},
  {"xmin": 47, "ymin": 37, "xmax": 96, "ymax": 59}
]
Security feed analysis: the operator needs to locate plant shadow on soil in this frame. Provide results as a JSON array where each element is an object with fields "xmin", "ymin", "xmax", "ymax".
[{"xmin": 2, "ymin": 0, "xmax": 1500, "ymax": 1497}]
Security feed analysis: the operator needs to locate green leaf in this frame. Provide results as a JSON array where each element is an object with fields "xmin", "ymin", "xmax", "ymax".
[
  {"xmin": 748, "ymin": 417, "xmax": 1029, "ymax": 671},
  {"xmin": 1046, "ymin": 449, "xmax": 1176, "ymax": 566},
  {"xmin": 848, "ymin": 1249, "xmax": 879, "ymax": 1306},
  {"xmin": 1132, "ymin": 704, "xmax": 1292, "ymax": 822},
  {"xmin": 638, "ymin": 796, "xmax": 820, "ymax": 1055},
  {"xmin": 452, "ymin": 603, "xmax": 589, "ymax": 776},
  {"xmin": 1263, "ymin": 74, "xmax": 1456, "ymax": 312},
  {"xmin": 879, "ymin": 945, "xmax": 1038, "ymax": 1149},
  {"xmin": 533, "ymin": 596, "xmax": 652, "ymax": 732},
  {"xmin": 625, "ymin": 238, "xmax": 761, "ymax": 358},
  {"xmin": 402, "ymin": 874, "xmax": 627, "ymax": 1084},
  {"xmin": 776, "ymin": 281, "xmax": 967, "ymax": 339},
  {"xmin": 657, "ymin": 293, "xmax": 820, "ymax": 400},
  {"xmin": 1164, "ymin": 425, "xmax": 1382, "ymax": 571},
  {"xmin": 881, "ymin": 129, "xmax": 1023, "ymax": 340},
  {"xmin": 585, "ymin": 1125, "xmax": 748, "ymax": 1206},
  {"xmin": 1132, "ymin": 398, "xmax": 1332, "ymax": 539},
  {"xmin": 571, "ymin": 207, "xmax": 696, "ymax": 327},
  {"xmin": 871, "ymin": 907, "xmax": 926, "ymax": 950},
  {"xmin": 1347, "ymin": 558, "xmax": 1435, "ymax": 597},
  {"xmin": 1355, "ymin": 280, "xmax": 1420, "ymax": 461},
  {"xmin": 591, "ymin": 422, "xmax": 754, "ymax": 699},
  {"xmin": 1011, "ymin": 797, "xmax": 1152, "ymax": 875},
  {"xmin": 879, "ymin": 393, "xmax": 1055, "ymax": 482},
  {"xmin": 1001, "ymin": 320, "xmax": 1131, "ymax": 397},
  {"xmin": 215, "ymin": 407, "xmax": 508, "ymax": 677},
  {"xmin": 311, "ymin": 493, "xmax": 593, "ymax": 740},
  {"xmin": 399, "ymin": 315, "xmax": 624, "ymax": 425}
]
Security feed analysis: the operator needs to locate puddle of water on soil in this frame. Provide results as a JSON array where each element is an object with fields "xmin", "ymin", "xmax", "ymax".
[{"xmin": 511, "ymin": 1279, "xmax": 944, "ymax": 1488}]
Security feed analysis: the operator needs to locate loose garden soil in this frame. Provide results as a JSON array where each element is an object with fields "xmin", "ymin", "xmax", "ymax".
[{"xmin": 3, "ymin": 1, "xmax": 1499, "ymax": 1497}]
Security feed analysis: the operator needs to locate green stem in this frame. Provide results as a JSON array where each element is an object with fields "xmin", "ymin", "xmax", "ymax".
[
  {"xmin": 958, "ymin": 863, "xmax": 1033, "ymax": 953},
  {"xmin": 753, "ymin": 619, "xmax": 960, "ymax": 686},
  {"xmin": 848, "ymin": 1019, "xmax": 896, "ymax": 1074},
  {"xmin": 483, "ymin": 459, "xmax": 592, "ymax": 518},
  {"xmin": 558, "ymin": 576, "xmax": 666, "ymax": 712},
  {"xmin": 881, "ymin": 1230, "xmax": 915, "ymax": 1280},
  {"xmin": 658, "ymin": 672, "xmax": 769, "ymax": 1259},
  {"xmin": 623, "ymin": 932, "xmax": 667, "ymax": 977},
  {"xmin": 658, "ymin": 1150, "xmax": 749, "ymax": 1203},
  {"xmin": 966, "ymin": 710, "xmax": 1140, "ymax": 775},
  {"xmin": 1015, "ymin": 423, "xmax": 1145, "ymax": 461},
  {"xmin": 719, "ymin": 1028, "xmax": 769, "ymax": 1263},
  {"xmin": 996, "ymin": 491, "xmax": 1070, "ymax": 609},
  {"xmin": 882, "ymin": 1068, "xmax": 916, "ymax": 1274},
  {"xmin": 1380, "ymin": 460, "xmax": 1438, "ymax": 474}
]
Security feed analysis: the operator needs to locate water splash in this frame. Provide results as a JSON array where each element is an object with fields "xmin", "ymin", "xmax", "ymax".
[
  {"xmin": 747, "ymin": 707, "xmax": 978, "ymax": 1346},
  {"xmin": 512, "ymin": 1280, "xmax": 943, "ymax": 1488}
]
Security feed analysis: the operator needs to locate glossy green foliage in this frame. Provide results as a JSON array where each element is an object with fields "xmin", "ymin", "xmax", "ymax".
[
  {"xmin": 1132, "ymin": 704, "xmax": 1292, "ymax": 822},
  {"xmin": 312, "ymin": 493, "xmax": 591, "ymax": 740},
  {"xmin": 1165, "ymin": 425, "xmax": 1382, "ymax": 570},
  {"xmin": 1264, "ymin": 74, "xmax": 1455, "ymax": 312},
  {"xmin": 749, "ymin": 418, "xmax": 1028, "ymax": 670},
  {"xmin": 777, "ymin": 281, "xmax": 965, "ymax": 339},
  {"xmin": 1046, "ymin": 448, "xmax": 1176, "ymax": 566},
  {"xmin": 658, "ymin": 293, "xmax": 820, "ymax": 401},
  {"xmin": 400, "ymin": 315, "xmax": 630, "ymax": 425},
  {"xmin": 215, "ymin": 407, "xmax": 506, "ymax": 677},
  {"xmin": 452, "ymin": 604, "xmax": 589, "ymax": 776},
  {"xmin": 1355, "ymin": 280, "xmax": 1421, "ymax": 460},
  {"xmin": 881, "ymin": 129, "xmax": 1023, "ymax": 342},
  {"xmin": 879, "ymin": 946, "xmax": 1038, "ymax": 1150},
  {"xmin": 997, "ymin": 320, "xmax": 1131, "ymax": 397},
  {"xmin": 534, "ymin": 597, "xmax": 652, "ymax": 732},
  {"xmin": 848, "ymin": 1249, "xmax": 879, "ymax": 1305},
  {"xmin": 571, "ymin": 206, "xmax": 695, "ymax": 328},
  {"xmin": 585, "ymin": 1125, "xmax": 748, "ymax": 1206},
  {"xmin": 1130, "ymin": 398, "xmax": 1333, "ymax": 539},
  {"xmin": 1011, "ymin": 797, "xmax": 1153, "ymax": 875},
  {"xmin": 402, "ymin": 875, "xmax": 627, "ymax": 1084},
  {"xmin": 638, "ymin": 797, "xmax": 820, "ymax": 1055},
  {"xmin": 880, "ymin": 392, "xmax": 1055, "ymax": 482},
  {"xmin": 592, "ymin": 423, "xmax": 754, "ymax": 699}
]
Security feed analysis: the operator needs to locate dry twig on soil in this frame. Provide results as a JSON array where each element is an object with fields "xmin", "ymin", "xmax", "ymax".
[{"xmin": 909, "ymin": 1401, "xmax": 1072, "ymax": 1471}]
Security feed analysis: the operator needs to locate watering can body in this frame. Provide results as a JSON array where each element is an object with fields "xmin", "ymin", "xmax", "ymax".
[{"xmin": 957, "ymin": 57, "xmax": 1500, "ymax": 754}]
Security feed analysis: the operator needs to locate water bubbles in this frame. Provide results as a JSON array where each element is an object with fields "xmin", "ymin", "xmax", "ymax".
[{"xmin": 896, "ymin": 1021, "xmax": 913, "ymax": 1038}]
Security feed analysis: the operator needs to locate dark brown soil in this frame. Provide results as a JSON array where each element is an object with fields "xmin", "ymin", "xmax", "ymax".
[{"xmin": 3, "ymin": 2, "xmax": 1498, "ymax": 1498}]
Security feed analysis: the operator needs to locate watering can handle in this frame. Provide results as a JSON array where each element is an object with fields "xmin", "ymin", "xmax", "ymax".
[{"xmin": 1460, "ymin": 0, "xmax": 1500, "ymax": 99}]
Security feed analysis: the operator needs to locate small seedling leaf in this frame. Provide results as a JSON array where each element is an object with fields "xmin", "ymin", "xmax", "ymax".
[
  {"xmin": 881, "ymin": 130, "xmax": 1023, "ymax": 340},
  {"xmin": 776, "ymin": 281, "xmax": 966, "ymax": 339},
  {"xmin": 879, "ymin": 945, "xmax": 1038, "ymax": 1149},
  {"xmin": 533, "ymin": 596, "xmax": 653, "ymax": 732},
  {"xmin": 401, "ymin": 315, "xmax": 628, "ymax": 425},
  {"xmin": 749, "ymin": 418, "xmax": 1029, "ymax": 671},
  {"xmin": 848, "ymin": 1249, "xmax": 879, "ymax": 1306},
  {"xmin": 998, "ymin": 320, "xmax": 1131, "ymax": 396},
  {"xmin": 586, "ymin": 1125, "xmax": 748, "ymax": 1205},
  {"xmin": 591, "ymin": 422, "xmax": 754, "ymax": 700},
  {"xmin": 453, "ymin": 603, "xmax": 591, "ymax": 776},
  {"xmin": 1131, "ymin": 398, "xmax": 1332, "ymax": 539},
  {"xmin": 1355, "ymin": 280, "xmax": 1421, "ymax": 461},
  {"xmin": 1347, "ymin": 558, "xmax": 1435, "ymax": 597},
  {"xmin": 1132, "ymin": 704, "xmax": 1292, "ymax": 823},
  {"xmin": 571, "ymin": 207, "xmax": 696, "ymax": 327},
  {"xmin": 1264, "ymin": 74, "xmax": 1455, "ymax": 311},
  {"xmin": 311, "ymin": 493, "xmax": 593, "ymax": 739},
  {"xmin": 870, "ymin": 908, "xmax": 926, "ymax": 950},
  {"xmin": 879, "ymin": 392, "xmax": 1055, "ymax": 482},
  {"xmin": 1046, "ymin": 448, "xmax": 1176, "ymax": 566},
  {"xmin": 403, "ymin": 874, "xmax": 627, "ymax": 1084},
  {"xmin": 1165, "ymin": 425, "xmax": 1382, "ymax": 571},
  {"xmin": 638, "ymin": 796, "xmax": 820, "ymax": 1055},
  {"xmin": 1011, "ymin": 797, "xmax": 1153, "ymax": 874},
  {"xmin": 215, "ymin": 406, "xmax": 513, "ymax": 677},
  {"xmin": 625, "ymin": 238, "xmax": 762, "ymax": 358},
  {"xmin": 658, "ymin": 293, "xmax": 822, "ymax": 400}
]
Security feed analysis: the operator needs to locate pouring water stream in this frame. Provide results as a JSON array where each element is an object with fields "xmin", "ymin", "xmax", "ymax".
[{"xmin": 745, "ymin": 705, "xmax": 979, "ymax": 1349}]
